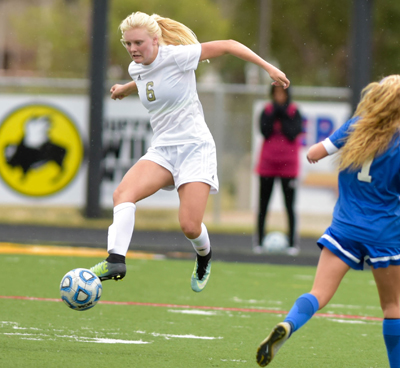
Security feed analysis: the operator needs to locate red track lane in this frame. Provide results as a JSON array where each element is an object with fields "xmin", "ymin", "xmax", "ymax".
[{"xmin": 0, "ymin": 295, "xmax": 383, "ymax": 321}]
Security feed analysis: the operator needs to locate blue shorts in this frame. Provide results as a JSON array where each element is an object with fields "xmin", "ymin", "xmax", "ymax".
[{"xmin": 317, "ymin": 227, "xmax": 400, "ymax": 270}]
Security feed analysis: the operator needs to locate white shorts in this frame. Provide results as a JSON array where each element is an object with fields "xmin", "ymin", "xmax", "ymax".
[{"xmin": 139, "ymin": 140, "xmax": 219, "ymax": 194}]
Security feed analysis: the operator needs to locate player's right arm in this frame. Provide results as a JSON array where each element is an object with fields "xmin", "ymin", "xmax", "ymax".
[
  {"xmin": 307, "ymin": 135, "xmax": 342, "ymax": 163},
  {"xmin": 110, "ymin": 81, "xmax": 138, "ymax": 100},
  {"xmin": 307, "ymin": 142, "xmax": 329, "ymax": 163},
  {"xmin": 307, "ymin": 117, "xmax": 359, "ymax": 163}
]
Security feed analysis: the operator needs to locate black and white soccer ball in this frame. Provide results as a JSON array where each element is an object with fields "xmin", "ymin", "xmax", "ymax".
[
  {"xmin": 262, "ymin": 231, "xmax": 289, "ymax": 253},
  {"xmin": 60, "ymin": 268, "xmax": 102, "ymax": 311}
]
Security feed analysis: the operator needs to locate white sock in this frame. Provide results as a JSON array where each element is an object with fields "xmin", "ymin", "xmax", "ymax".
[
  {"xmin": 187, "ymin": 223, "xmax": 211, "ymax": 256},
  {"xmin": 107, "ymin": 202, "xmax": 136, "ymax": 256}
]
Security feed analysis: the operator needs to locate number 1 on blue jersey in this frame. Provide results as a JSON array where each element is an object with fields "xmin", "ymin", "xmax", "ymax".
[{"xmin": 357, "ymin": 158, "xmax": 373, "ymax": 183}]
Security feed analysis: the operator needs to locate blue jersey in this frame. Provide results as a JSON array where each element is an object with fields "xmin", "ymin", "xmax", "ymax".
[{"xmin": 327, "ymin": 117, "xmax": 400, "ymax": 247}]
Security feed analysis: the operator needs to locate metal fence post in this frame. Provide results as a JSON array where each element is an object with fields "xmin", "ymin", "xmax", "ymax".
[
  {"xmin": 350, "ymin": 0, "xmax": 373, "ymax": 113},
  {"xmin": 213, "ymin": 86, "xmax": 226, "ymax": 224},
  {"xmin": 85, "ymin": 0, "xmax": 109, "ymax": 218}
]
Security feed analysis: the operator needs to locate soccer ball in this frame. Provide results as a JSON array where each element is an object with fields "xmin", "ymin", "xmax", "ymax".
[
  {"xmin": 60, "ymin": 268, "xmax": 102, "ymax": 311},
  {"xmin": 262, "ymin": 231, "xmax": 289, "ymax": 253}
]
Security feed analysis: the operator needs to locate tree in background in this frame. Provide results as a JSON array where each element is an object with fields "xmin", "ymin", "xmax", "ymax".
[
  {"xmin": 7, "ymin": 0, "xmax": 400, "ymax": 86},
  {"xmin": 9, "ymin": 0, "xmax": 229, "ymax": 79},
  {"xmin": 223, "ymin": 0, "xmax": 350, "ymax": 85},
  {"xmin": 10, "ymin": 0, "xmax": 91, "ymax": 78},
  {"xmin": 373, "ymin": 2, "xmax": 400, "ymax": 78},
  {"xmin": 219, "ymin": 0, "xmax": 400, "ymax": 86}
]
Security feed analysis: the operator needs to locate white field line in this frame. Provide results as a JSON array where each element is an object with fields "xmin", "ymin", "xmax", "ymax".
[{"xmin": 1, "ymin": 321, "xmax": 223, "ymax": 344}]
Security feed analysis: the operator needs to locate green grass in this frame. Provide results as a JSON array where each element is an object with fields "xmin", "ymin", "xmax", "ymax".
[{"xmin": 0, "ymin": 253, "xmax": 387, "ymax": 368}]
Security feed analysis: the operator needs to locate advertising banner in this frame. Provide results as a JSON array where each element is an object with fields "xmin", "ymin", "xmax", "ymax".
[
  {"xmin": 0, "ymin": 95, "xmax": 351, "ymax": 212},
  {"xmin": 0, "ymin": 95, "xmax": 179, "ymax": 208}
]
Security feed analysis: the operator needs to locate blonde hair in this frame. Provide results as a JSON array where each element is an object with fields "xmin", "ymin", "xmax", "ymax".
[
  {"xmin": 119, "ymin": 11, "xmax": 199, "ymax": 46},
  {"xmin": 338, "ymin": 75, "xmax": 400, "ymax": 171}
]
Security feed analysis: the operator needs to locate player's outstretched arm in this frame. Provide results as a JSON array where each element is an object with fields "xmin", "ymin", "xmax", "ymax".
[
  {"xmin": 200, "ymin": 40, "xmax": 290, "ymax": 88},
  {"xmin": 110, "ymin": 81, "xmax": 138, "ymax": 100},
  {"xmin": 307, "ymin": 142, "xmax": 329, "ymax": 164}
]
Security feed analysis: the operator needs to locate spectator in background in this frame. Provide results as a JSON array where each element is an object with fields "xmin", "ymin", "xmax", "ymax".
[{"xmin": 255, "ymin": 85, "xmax": 303, "ymax": 255}]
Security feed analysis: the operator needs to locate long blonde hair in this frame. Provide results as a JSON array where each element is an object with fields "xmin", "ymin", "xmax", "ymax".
[
  {"xmin": 338, "ymin": 75, "xmax": 400, "ymax": 171},
  {"xmin": 119, "ymin": 11, "xmax": 199, "ymax": 46}
]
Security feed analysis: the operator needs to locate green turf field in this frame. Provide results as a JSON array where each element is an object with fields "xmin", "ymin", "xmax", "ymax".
[{"xmin": 0, "ymin": 253, "xmax": 388, "ymax": 368}]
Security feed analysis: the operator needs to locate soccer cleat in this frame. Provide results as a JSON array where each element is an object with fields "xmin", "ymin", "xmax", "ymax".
[
  {"xmin": 90, "ymin": 260, "xmax": 126, "ymax": 281},
  {"xmin": 191, "ymin": 249, "xmax": 212, "ymax": 292},
  {"xmin": 256, "ymin": 322, "xmax": 291, "ymax": 367}
]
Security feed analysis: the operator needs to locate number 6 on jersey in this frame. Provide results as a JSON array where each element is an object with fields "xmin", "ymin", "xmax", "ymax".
[{"xmin": 146, "ymin": 81, "xmax": 156, "ymax": 101}]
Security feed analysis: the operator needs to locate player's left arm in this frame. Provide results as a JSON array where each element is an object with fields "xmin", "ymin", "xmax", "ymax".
[{"xmin": 200, "ymin": 40, "xmax": 290, "ymax": 88}]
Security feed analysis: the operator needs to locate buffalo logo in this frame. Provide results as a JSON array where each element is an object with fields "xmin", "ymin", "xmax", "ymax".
[
  {"xmin": 5, "ymin": 116, "xmax": 67, "ymax": 180},
  {"xmin": 0, "ymin": 104, "xmax": 83, "ymax": 197}
]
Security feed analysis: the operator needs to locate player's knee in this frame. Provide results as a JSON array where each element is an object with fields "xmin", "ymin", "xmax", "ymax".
[
  {"xmin": 380, "ymin": 300, "xmax": 400, "ymax": 318},
  {"xmin": 113, "ymin": 186, "xmax": 136, "ymax": 205},
  {"xmin": 112, "ymin": 187, "xmax": 124, "ymax": 205},
  {"xmin": 180, "ymin": 220, "xmax": 201, "ymax": 239}
]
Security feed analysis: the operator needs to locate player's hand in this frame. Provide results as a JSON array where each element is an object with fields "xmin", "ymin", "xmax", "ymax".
[
  {"xmin": 110, "ymin": 84, "xmax": 127, "ymax": 100},
  {"xmin": 307, "ymin": 155, "xmax": 319, "ymax": 164},
  {"xmin": 268, "ymin": 66, "xmax": 290, "ymax": 89}
]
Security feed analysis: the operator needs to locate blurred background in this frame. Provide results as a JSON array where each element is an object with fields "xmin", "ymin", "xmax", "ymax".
[{"xmin": 0, "ymin": 0, "xmax": 398, "ymax": 238}]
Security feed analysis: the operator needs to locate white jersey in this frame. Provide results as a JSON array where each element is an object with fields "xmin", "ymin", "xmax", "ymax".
[{"xmin": 128, "ymin": 43, "xmax": 214, "ymax": 147}]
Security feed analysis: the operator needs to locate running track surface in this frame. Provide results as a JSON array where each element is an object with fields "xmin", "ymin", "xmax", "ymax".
[{"xmin": 0, "ymin": 224, "xmax": 322, "ymax": 266}]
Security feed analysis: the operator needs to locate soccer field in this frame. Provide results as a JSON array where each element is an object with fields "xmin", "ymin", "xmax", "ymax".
[{"xmin": 0, "ymin": 248, "xmax": 387, "ymax": 368}]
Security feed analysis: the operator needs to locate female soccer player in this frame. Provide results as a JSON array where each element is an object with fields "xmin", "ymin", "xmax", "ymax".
[
  {"xmin": 256, "ymin": 75, "xmax": 400, "ymax": 367},
  {"xmin": 90, "ymin": 11, "xmax": 290, "ymax": 292}
]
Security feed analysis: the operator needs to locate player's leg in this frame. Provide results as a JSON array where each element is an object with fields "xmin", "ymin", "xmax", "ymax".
[
  {"xmin": 178, "ymin": 182, "xmax": 212, "ymax": 292},
  {"xmin": 257, "ymin": 247, "xmax": 349, "ymax": 366},
  {"xmin": 280, "ymin": 177, "xmax": 298, "ymax": 254},
  {"xmin": 372, "ymin": 265, "xmax": 400, "ymax": 368},
  {"xmin": 281, "ymin": 247, "xmax": 349, "ymax": 333},
  {"xmin": 308, "ymin": 246, "xmax": 350, "ymax": 309},
  {"xmin": 284, "ymin": 247, "xmax": 349, "ymax": 332},
  {"xmin": 91, "ymin": 159, "xmax": 174, "ymax": 281},
  {"xmin": 256, "ymin": 176, "xmax": 274, "ymax": 249}
]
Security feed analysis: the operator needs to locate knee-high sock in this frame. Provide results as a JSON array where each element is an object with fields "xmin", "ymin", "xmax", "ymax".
[
  {"xmin": 383, "ymin": 319, "xmax": 400, "ymax": 368},
  {"xmin": 186, "ymin": 223, "xmax": 210, "ymax": 256},
  {"xmin": 284, "ymin": 293, "xmax": 319, "ymax": 333},
  {"xmin": 107, "ymin": 202, "xmax": 136, "ymax": 256}
]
